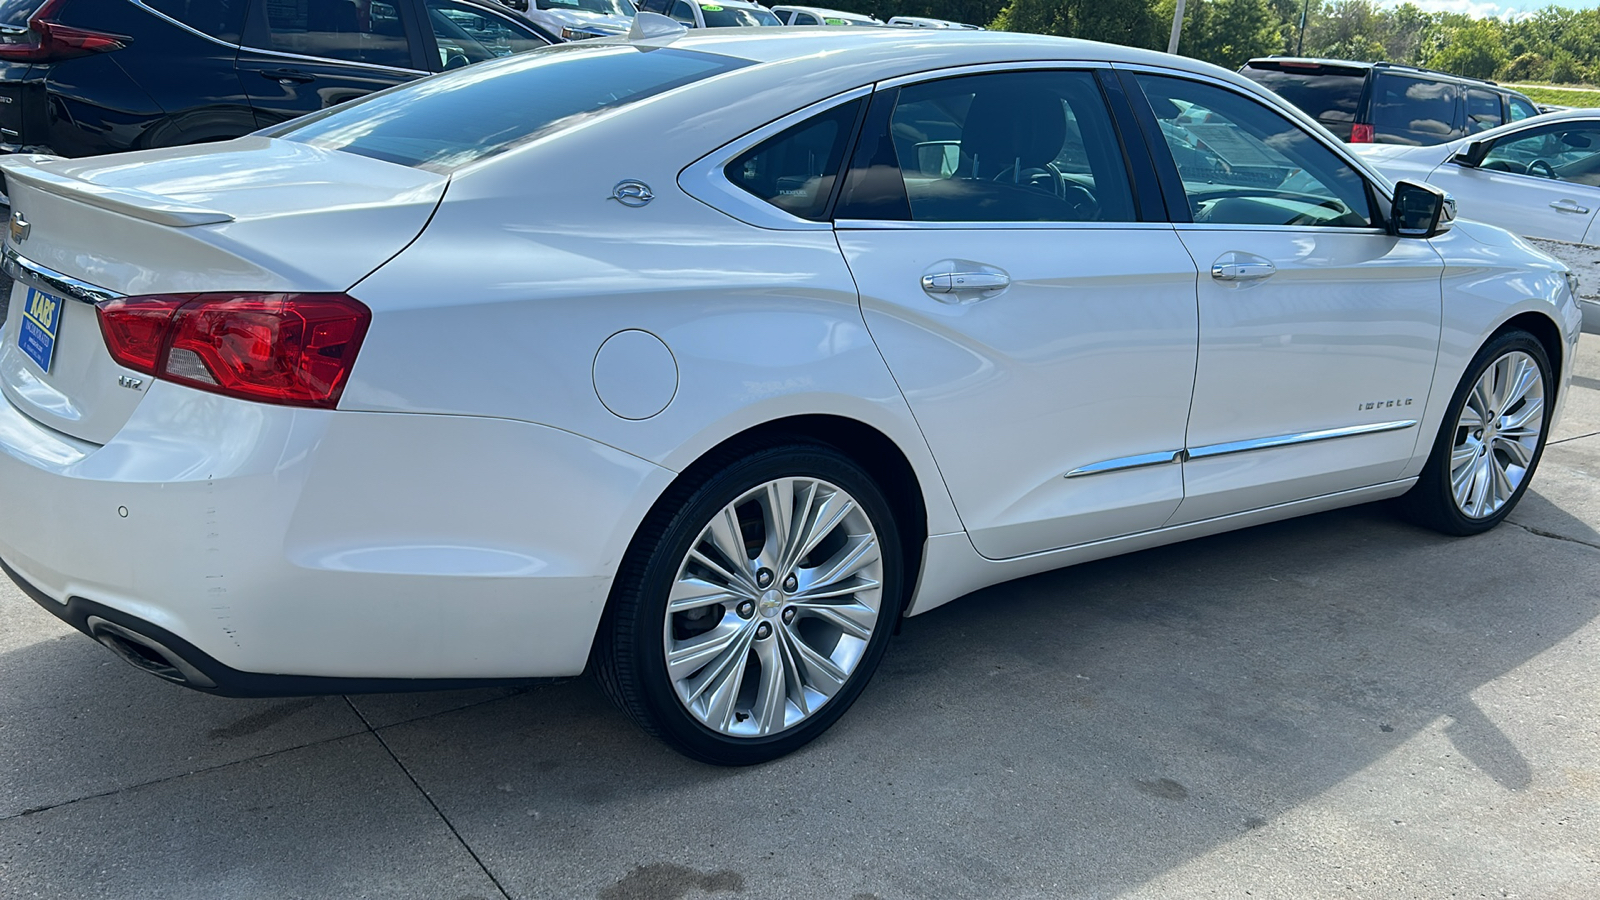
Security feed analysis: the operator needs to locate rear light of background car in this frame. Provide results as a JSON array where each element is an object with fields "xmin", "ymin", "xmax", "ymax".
[
  {"xmin": 1350, "ymin": 123, "xmax": 1374, "ymax": 143},
  {"xmin": 96, "ymin": 293, "xmax": 371, "ymax": 409},
  {"xmin": 0, "ymin": 0, "xmax": 131, "ymax": 63}
]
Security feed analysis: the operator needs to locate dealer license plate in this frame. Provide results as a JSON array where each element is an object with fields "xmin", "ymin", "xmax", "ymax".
[{"xmin": 17, "ymin": 286, "xmax": 64, "ymax": 374}]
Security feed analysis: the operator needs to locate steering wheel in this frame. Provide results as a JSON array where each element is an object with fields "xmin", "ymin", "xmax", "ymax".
[{"xmin": 1528, "ymin": 159, "xmax": 1558, "ymax": 179}]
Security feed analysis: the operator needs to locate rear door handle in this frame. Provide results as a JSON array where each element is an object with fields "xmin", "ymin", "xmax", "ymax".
[
  {"xmin": 1550, "ymin": 199, "xmax": 1591, "ymax": 214},
  {"xmin": 921, "ymin": 272, "xmax": 1010, "ymax": 294},
  {"xmin": 1210, "ymin": 252, "xmax": 1276, "ymax": 282},
  {"xmin": 260, "ymin": 68, "xmax": 316, "ymax": 85}
]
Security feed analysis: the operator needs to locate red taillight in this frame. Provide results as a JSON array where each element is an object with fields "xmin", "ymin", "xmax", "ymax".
[
  {"xmin": 0, "ymin": 0, "xmax": 130, "ymax": 63},
  {"xmin": 97, "ymin": 293, "xmax": 372, "ymax": 410},
  {"xmin": 1350, "ymin": 123, "xmax": 1374, "ymax": 143}
]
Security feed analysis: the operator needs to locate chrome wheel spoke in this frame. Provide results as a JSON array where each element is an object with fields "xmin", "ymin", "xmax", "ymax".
[
  {"xmin": 797, "ymin": 601, "xmax": 876, "ymax": 641},
  {"xmin": 783, "ymin": 622, "xmax": 848, "ymax": 696},
  {"xmin": 668, "ymin": 619, "xmax": 749, "ymax": 684},
  {"xmin": 668, "ymin": 576, "xmax": 745, "ymax": 613},
  {"xmin": 665, "ymin": 474, "xmax": 884, "ymax": 738}
]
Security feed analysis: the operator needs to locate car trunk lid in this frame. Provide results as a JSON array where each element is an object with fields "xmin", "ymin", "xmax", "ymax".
[{"xmin": 0, "ymin": 138, "xmax": 446, "ymax": 443}]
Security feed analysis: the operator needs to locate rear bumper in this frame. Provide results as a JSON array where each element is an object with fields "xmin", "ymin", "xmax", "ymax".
[{"xmin": 0, "ymin": 377, "xmax": 674, "ymax": 683}]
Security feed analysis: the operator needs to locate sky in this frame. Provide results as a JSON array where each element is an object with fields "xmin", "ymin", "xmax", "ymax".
[{"xmin": 1383, "ymin": 0, "xmax": 1599, "ymax": 17}]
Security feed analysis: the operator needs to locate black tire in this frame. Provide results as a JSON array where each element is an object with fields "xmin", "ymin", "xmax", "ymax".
[
  {"xmin": 593, "ymin": 442, "xmax": 905, "ymax": 765},
  {"xmin": 1399, "ymin": 329, "xmax": 1554, "ymax": 535}
]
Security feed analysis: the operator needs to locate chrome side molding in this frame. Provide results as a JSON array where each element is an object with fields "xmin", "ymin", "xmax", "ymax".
[
  {"xmin": 1066, "ymin": 420, "xmax": 1418, "ymax": 478},
  {"xmin": 1065, "ymin": 449, "xmax": 1183, "ymax": 479},
  {"xmin": 1185, "ymin": 420, "xmax": 1419, "ymax": 460}
]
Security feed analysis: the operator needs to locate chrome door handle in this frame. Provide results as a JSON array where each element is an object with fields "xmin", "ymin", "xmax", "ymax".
[
  {"xmin": 1210, "ymin": 260, "xmax": 1276, "ymax": 281},
  {"xmin": 1550, "ymin": 199, "xmax": 1591, "ymax": 214},
  {"xmin": 921, "ymin": 272, "xmax": 1011, "ymax": 294}
]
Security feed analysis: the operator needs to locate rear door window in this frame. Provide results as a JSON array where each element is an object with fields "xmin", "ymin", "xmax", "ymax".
[
  {"xmin": 842, "ymin": 70, "xmax": 1137, "ymax": 223},
  {"xmin": 146, "ymin": 0, "xmax": 248, "ymax": 42},
  {"xmin": 1371, "ymin": 74, "xmax": 1459, "ymax": 145},
  {"xmin": 260, "ymin": 0, "xmax": 415, "ymax": 69},
  {"xmin": 1465, "ymin": 88, "xmax": 1503, "ymax": 134}
]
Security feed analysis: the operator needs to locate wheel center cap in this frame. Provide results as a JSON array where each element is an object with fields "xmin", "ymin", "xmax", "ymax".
[{"xmin": 759, "ymin": 589, "xmax": 783, "ymax": 618}]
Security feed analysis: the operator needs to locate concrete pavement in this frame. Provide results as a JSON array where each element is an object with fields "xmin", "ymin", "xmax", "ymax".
[{"xmin": 3, "ymin": 342, "xmax": 1599, "ymax": 899}]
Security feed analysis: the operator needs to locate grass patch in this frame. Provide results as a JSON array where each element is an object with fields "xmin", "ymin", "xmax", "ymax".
[{"xmin": 1504, "ymin": 83, "xmax": 1600, "ymax": 108}]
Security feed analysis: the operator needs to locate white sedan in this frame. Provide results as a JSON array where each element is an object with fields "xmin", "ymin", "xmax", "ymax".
[
  {"xmin": 1352, "ymin": 109, "xmax": 1600, "ymax": 330},
  {"xmin": 0, "ymin": 21, "xmax": 1581, "ymax": 764}
]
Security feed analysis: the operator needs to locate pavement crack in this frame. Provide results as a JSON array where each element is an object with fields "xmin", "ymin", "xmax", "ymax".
[
  {"xmin": 344, "ymin": 696, "xmax": 514, "ymax": 900},
  {"xmin": 0, "ymin": 729, "xmax": 363, "ymax": 822},
  {"xmin": 1550, "ymin": 429, "xmax": 1600, "ymax": 445},
  {"xmin": 1508, "ymin": 520, "xmax": 1600, "ymax": 552}
]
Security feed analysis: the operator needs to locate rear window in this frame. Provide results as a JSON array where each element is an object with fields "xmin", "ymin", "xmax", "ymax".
[
  {"xmin": 1372, "ymin": 74, "xmax": 1457, "ymax": 139},
  {"xmin": 271, "ymin": 44, "xmax": 747, "ymax": 173},
  {"xmin": 1239, "ymin": 64, "xmax": 1365, "ymax": 124}
]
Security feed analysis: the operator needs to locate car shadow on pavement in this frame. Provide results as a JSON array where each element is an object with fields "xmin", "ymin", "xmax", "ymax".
[{"xmin": 3, "ymin": 497, "xmax": 1598, "ymax": 899}]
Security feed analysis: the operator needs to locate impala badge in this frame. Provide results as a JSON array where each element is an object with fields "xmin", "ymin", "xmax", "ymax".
[
  {"xmin": 610, "ymin": 180, "xmax": 654, "ymax": 208},
  {"xmin": 9, "ymin": 210, "xmax": 29, "ymax": 244}
]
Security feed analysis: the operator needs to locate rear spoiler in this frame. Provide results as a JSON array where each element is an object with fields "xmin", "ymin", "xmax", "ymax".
[{"xmin": 0, "ymin": 156, "xmax": 234, "ymax": 227}]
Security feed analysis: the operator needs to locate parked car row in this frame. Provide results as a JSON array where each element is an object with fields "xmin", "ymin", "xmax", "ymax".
[{"xmin": 0, "ymin": 24, "xmax": 1578, "ymax": 764}]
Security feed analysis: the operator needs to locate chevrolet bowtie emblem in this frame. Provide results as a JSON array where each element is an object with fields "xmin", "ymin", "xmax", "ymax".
[{"xmin": 9, "ymin": 210, "xmax": 29, "ymax": 244}]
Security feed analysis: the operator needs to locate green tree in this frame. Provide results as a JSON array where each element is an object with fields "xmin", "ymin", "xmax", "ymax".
[
  {"xmin": 1428, "ymin": 19, "xmax": 1506, "ymax": 79},
  {"xmin": 990, "ymin": 0, "xmax": 1163, "ymax": 48},
  {"xmin": 1180, "ymin": 0, "xmax": 1284, "ymax": 69}
]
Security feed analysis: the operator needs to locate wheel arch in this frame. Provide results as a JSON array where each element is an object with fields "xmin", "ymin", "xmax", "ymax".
[
  {"xmin": 609, "ymin": 414, "xmax": 931, "ymax": 627},
  {"xmin": 1493, "ymin": 310, "xmax": 1565, "ymax": 380}
]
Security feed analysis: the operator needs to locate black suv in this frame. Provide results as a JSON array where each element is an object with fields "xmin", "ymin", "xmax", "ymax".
[
  {"xmin": 0, "ymin": 0, "xmax": 555, "ymax": 159},
  {"xmin": 1240, "ymin": 58, "xmax": 1540, "ymax": 146}
]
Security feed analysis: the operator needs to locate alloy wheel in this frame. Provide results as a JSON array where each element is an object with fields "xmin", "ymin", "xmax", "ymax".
[
  {"xmin": 1449, "ymin": 349, "xmax": 1545, "ymax": 519},
  {"xmin": 663, "ymin": 477, "xmax": 883, "ymax": 738}
]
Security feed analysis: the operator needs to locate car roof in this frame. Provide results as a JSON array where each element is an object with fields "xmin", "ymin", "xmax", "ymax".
[{"xmin": 654, "ymin": 27, "xmax": 1209, "ymax": 70}]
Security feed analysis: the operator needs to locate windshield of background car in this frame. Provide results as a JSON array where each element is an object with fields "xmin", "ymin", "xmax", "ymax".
[
  {"xmin": 700, "ymin": 3, "xmax": 781, "ymax": 26},
  {"xmin": 1239, "ymin": 63, "xmax": 1366, "ymax": 125},
  {"xmin": 270, "ymin": 45, "xmax": 747, "ymax": 173},
  {"xmin": 537, "ymin": 0, "xmax": 635, "ymax": 14}
]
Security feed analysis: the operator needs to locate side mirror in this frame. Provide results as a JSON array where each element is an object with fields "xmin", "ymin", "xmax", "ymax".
[
  {"xmin": 1392, "ymin": 180, "xmax": 1456, "ymax": 238},
  {"xmin": 1452, "ymin": 140, "xmax": 1490, "ymax": 167}
]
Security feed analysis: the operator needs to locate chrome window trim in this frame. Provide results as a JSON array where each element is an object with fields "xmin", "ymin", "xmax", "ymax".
[
  {"xmin": 874, "ymin": 59, "xmax": 1112, "ymax": 91},
  {"xmin": 3, "ymin": 245, "xmax": 124, "ymax": 304},
  {"xmin": 1065, "ymin": 450, "xmax": 1183, "ymax": 479},
  {"xmin": 1108, "ymin": 60, "xmax": 1398, "ymax": 207},
  {"xmin": 1172, "ymin": 223, "xmax": 1388, "ymax": 236},
  {"xmin": 677, "ymin": 85, "xmax": 873, "ymax": 232},
  {"xmin": 1186, "ymin": 419, "xmax": 1418, "ymax": 460},
  {"xmin": 235, "ymin": 44, "xmax": 429, "ymax": 76},
  {"xmin": 129, "ymin": 0, "xmax": 244, "ymax": 50},
  {"xmin": 835, "ymin": 220, "xmax": 1174, "ymax": 231}
]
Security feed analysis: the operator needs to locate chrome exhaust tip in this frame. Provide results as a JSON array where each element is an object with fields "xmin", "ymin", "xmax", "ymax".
[{"xmin": 85, "ymin": 617, "xmax": 217, "ymax": 689}]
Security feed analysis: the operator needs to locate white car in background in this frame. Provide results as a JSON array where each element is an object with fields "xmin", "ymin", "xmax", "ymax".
[
  {"xmin": 631, "ymin": 0, "xmax": 779, "ymax": 26},
  {"xmin": 1353, "ymin": 109, "xmax": 1600, "ymax": 330},
  {"xmin": 0, "ymin": 21, "xmax": 1580, "ymax": 765},
  {"xmin": 771, "ymin": 5, "xmax": 882, "ymax": 25},
  {"xmin": 522, "ymin": 0, "xmax": 638, "ymax": 40},
  {"xmin": 887, "ymin": 15, "xmax": 980, "ymax": 28}
]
